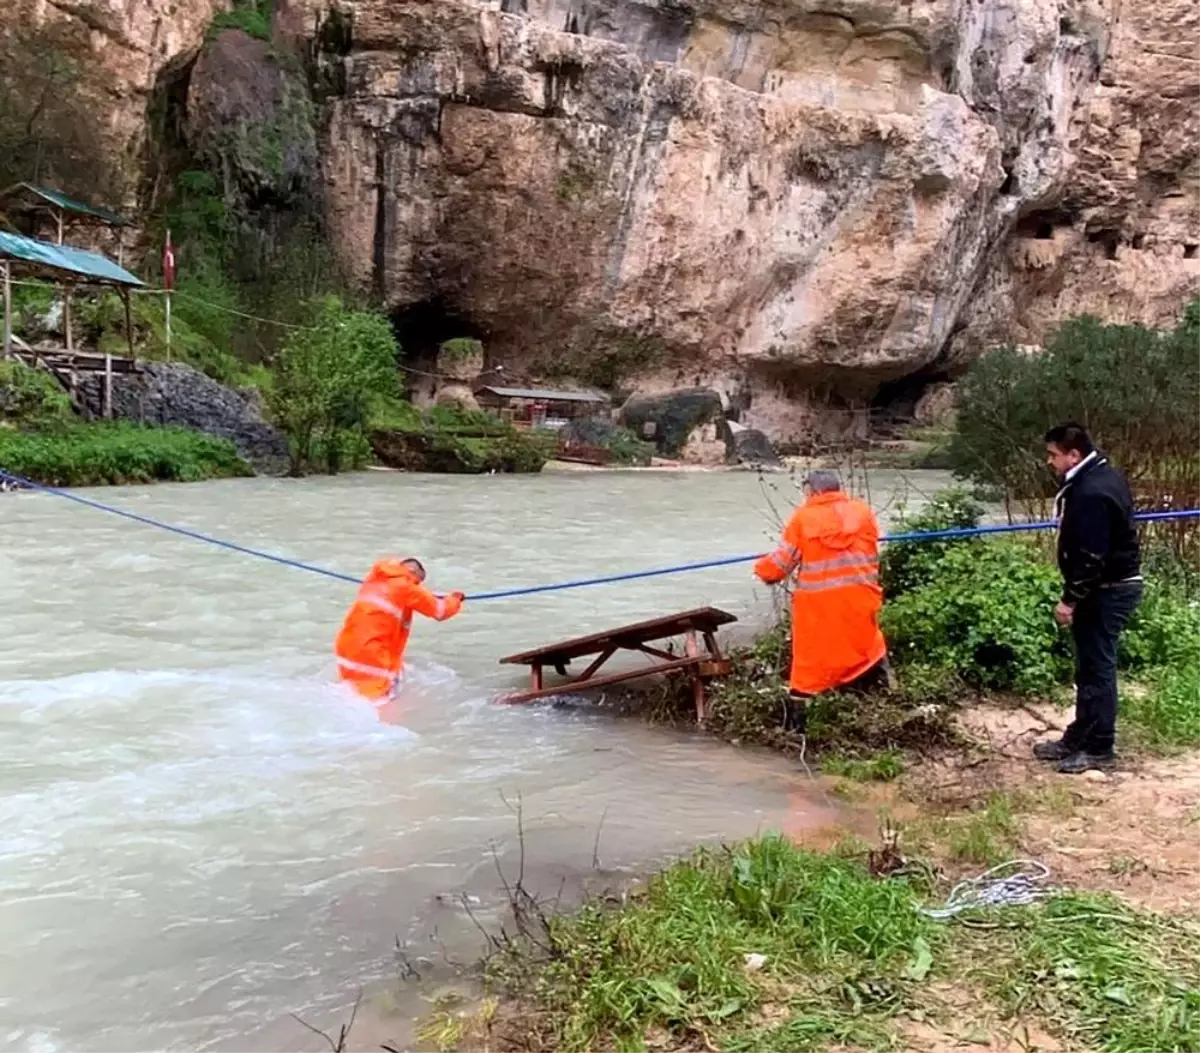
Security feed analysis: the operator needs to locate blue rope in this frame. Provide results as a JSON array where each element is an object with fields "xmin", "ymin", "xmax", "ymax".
[
  {"xmin": 2, "ymin": 467, "xmax": 1197, "ymax": 602},
  {"xmin": 0, "ymin": 469, "xmax": 360, "ymax": 585}
]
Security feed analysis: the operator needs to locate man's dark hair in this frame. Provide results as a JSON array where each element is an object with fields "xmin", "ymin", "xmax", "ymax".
[
  {"xmin": 402, "ymin": 557, "xmax": 426, "ymax": 576},
  {"xmin": 1045, "ymin": 422, "xmax": 1094, "ymax": 455}
]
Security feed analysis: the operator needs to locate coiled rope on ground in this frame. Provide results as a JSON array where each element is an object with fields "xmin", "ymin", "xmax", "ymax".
[{"xmin": 1, "ymin": 467, "xmax": 1197, "ymax": 601}]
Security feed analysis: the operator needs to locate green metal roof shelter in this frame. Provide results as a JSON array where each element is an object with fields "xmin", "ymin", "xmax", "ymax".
[
  {"xmin": 1, "ymin": 230, "xmax": 145, "ymax": 417},
  {"xmin": 0, "ymin": 182, "xmax": 129, "ymax": 244},
  {"xmin": 0, "ymin": 230, "xmax": 142, "ymax": 287}
]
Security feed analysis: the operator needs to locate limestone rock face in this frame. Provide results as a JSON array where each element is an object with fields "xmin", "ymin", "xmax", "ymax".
[
  {"xmin": 0, "ymin": 0, "xmax": 229, "ymax": 200},
  {"xmin": 313, "ymin": 0, "xmax": 1196, "ymax": 443},
  {"xmin": 952, "ymin": 0, "xmax": 1200, "ymax": 354}
]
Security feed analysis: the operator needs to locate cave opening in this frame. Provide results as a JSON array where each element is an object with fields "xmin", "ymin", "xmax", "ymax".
[
  {"xmin": 389, "ymin": 298, "xmax": 488, "ymax": 401},
  {"xmin": 1015, "ymin": 207, "xmax": 1077, "ymax": 241},
  {"xmin": 870, "ymin": 370, "xmax": 954, "ymax": 431},
  {"xmin": 1086, "ymin": 227, "xmax": 1120, "ymax": 260}
]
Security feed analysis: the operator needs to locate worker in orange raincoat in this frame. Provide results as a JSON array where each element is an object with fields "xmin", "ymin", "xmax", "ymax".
[
  {"xmin": 754, "ymin": 470, "xmax": 889, "ymax": 734},
  {"xmin": 335, "ymin": 557, "xmax": 464, "ymax": 703}
]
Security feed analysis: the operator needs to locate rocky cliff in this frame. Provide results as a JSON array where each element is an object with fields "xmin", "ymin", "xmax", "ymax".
[
  {"xmin": 0, "ymin": 0, "xmax": 229, "ymax": 201},
  {"xmin": 2, "ymin": 0, "xmax": 1196, "ymax": 445},
  {"xmin": 311, "ymin": 0, "xmax": 1197, "ymax": 442}
]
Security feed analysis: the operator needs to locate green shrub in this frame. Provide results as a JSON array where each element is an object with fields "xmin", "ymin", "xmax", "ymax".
[
  {"xmin": 270, "ymin": 296, "xmax": 399, "ymax": 473},
  {"xmin": 1122, "ymin": 581, "xmax": 1200, "ymax": 671},
  {"xmin": 0, "ymin": 423, "xmax": 251, "ymax": 485},
  {"xmin": 947, "ymin": 304, "xmax": 1200, "ymax": 516},
  {"xmin": 880, "ymin": 487, "xmax": 984, "ymax": 598},
  {"xmin": 208, "ymin": 0, "xmax": 273, "ymax": 41},
  {"xmin": 881, "ymin": 539, "xmax": 1069, "ymax": 692},
  {"xmin": 0, "ymin": 361, "xmax": 73, "ymax": 429}
]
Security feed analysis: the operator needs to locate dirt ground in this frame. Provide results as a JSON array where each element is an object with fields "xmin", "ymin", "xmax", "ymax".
[{"xmin": 907, "ymin": 699, "xmax": 1200, "ymax": 912}]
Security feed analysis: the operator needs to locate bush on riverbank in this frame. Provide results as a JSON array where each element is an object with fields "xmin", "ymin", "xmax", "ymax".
[
  {"xmin": 270, "ymin": 296, "xmax": 399, "ymax": 474},
  {"xmin": 946, "ymin": 302, "xmax": 1200, "ymax": 519},
  {"xmin": 0, "ymin": 422, "xmax": 252, "ymax": 485},
  {"xmin": 464, "ymin": 833, "xmax": 1198, "ymax": 1053},
  {"xmin": 0, "ymin": 360, "xmax": 74, "ymax": 430},
  {"xmin": 639, "ymin": 488, "xmax": 1199, "ymax": 756},
  {"xmin": 368, "ymin": 400, "xmax": 555, "ymax": 474}
]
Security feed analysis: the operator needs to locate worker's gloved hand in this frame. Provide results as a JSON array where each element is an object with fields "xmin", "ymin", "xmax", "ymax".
[{"xmin": 442, "ymin": 591, "xmax": 466, "ymax": 618}]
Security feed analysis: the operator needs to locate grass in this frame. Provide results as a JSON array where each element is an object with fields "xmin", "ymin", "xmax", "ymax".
[
  {"xmin": 474, "ymin": 834, "xmax": 1199, "ymax": 1053},
  {"xmin": 1121, "ymin": 661, "xmax": 1200, "ymax": 753},
  {"xmin": 0, "ymin": 422, "xmax": 252, "ymax": 485},
  {"xmin": 960, "ymin": 895, "xmax": 1200, "ymax": 1053},
  {"xmin": 821, "ymin": 749, "xmax": 905, "ymax": 782},
  {"xmin": 491, "ymin": 835, "xmax": 935, "ymax": 1052}
]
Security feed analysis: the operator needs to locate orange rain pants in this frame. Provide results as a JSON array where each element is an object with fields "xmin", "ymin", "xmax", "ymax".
[
  {"xmin": 334, "ymin": 559, "xmax": 464, "ymax": 702},
  {"xmin": 754, "ymin": 490, "xmax": 888, "ymax": 696}
]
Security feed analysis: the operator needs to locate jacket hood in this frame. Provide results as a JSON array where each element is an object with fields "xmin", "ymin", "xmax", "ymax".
[
  {"xmin": 804, "ymin": 491, "xmax": 868, "ymax": 551},
  {"xmin": 365, "ymin": 558, "xmax": 421, "ymax": 586}
]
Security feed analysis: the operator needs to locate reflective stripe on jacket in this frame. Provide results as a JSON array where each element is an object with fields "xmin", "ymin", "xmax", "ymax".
[{"xmin": 753, "ymin": 491, "xmax": 888, "ymax": 695}]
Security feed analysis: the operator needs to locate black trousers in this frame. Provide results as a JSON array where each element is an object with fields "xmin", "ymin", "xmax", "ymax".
[{"xmin": 1064, "ymin": 583, "xmax": 1142, "ymax": 754}]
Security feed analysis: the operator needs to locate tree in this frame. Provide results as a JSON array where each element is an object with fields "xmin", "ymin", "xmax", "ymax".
[
  {"xmin": 270, "ymin": 297, "xmax": 398, "ymax": 474},
  {"xmin": 946, "ymin": 303, "xmax": 1200, "ymax": 518}
]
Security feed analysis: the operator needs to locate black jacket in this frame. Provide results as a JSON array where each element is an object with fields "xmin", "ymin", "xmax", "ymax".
[{"xmin": 1054, "ymin": 453, "xmax": 1141, "ymax": 604}]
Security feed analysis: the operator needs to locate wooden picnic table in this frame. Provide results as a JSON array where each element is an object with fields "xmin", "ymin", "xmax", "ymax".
[{"xmin": 497, "ymin": 606, "xmax": 737, "ymax": 721}]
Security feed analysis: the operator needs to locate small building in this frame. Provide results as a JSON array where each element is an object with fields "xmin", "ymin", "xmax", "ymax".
[
  {"xmin": 0, "ymin": 182, "xmax": 130, "ymax": 260},
  {"xmin": 473, "ymin": 385, "xmax": 610, "ymax": 429}
]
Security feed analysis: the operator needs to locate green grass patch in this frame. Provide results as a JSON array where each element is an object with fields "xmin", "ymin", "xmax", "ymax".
[
  {"xmin": 0, "ymin": 361, "xmax": 74, "ymax": 430},
  {"xmin": 208, "ymin": 0, "xmax": 273, "ymax": 41},
  {"xmin": 1122, "ymin": 661, "xmax": 1200, "ymax": 753},
  {"xmin": 961, "ymin": 894, "xmax": 1200, "ymax": 1053},
  {"xmin": 821, "ymin": 749, "xmax": 905, "ymax": 782},
  {"xmin": 491, "ymin": 835, "xmax": 937, "ymax": 1052},
  {"xmin": 480, "ymin": 835, "xmax": 1198, "ymax": 1053},
  {"xmin": 0, "ymin": 422, "xmax": 252, "ymax": 486}
]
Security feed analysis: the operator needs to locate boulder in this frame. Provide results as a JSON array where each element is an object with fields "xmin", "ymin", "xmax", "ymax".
[
  {"xmin": 78, "ymin": 362, "xmax": 290, "ymax": 475},
  {"xmin": 913, "ymin": 383, "xmax": 957, "ymax": 427},
  {"xmin": 618, "ymin": 388, "xmax": 725, "ymax": 459},
  {"xmin": 725, "ymin": 422, "xmax": 782, "ymax": 468}
]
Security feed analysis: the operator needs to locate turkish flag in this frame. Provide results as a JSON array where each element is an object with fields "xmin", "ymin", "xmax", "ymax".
[{"xmin": 162, "ymin": 230, "xmax": 176, "ymax": 291}]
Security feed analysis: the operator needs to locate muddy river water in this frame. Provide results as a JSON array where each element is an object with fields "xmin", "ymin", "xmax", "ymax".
[{"xmin": 0, "ymin": 467, "xmax": 950, "ymax": 1051}]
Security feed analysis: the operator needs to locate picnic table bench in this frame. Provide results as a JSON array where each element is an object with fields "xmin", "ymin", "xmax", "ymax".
[{"xmin": 497, "ymin": 606, "xmax": 737, "ymax": 721}]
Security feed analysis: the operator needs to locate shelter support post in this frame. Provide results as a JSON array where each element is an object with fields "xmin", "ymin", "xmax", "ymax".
[
  {"xmin": 122, "ymin": 289, "xmax": 135, "ymax": 362},
  {"xmin": 2, "ymin": 261, "xmax": 11, "ymax": 360}
]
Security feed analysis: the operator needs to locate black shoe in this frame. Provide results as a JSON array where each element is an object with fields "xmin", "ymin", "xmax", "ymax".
[
  {"xmin": 1033, "ymin": 739, "xmax": 1072, "ymax": 761},
  {"xmin": 1057, "ymin": 750, "xmax": 1116, "ymax": 774}
]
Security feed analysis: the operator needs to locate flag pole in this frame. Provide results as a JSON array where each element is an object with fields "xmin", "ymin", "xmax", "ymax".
[{"xmin": 163, "ymin": 229, "xmax": 175, "ymax": 362}]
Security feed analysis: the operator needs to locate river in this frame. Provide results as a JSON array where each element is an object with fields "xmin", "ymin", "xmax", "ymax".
[{"xmin": 0, "ymin": 467, "xmax": 951, "ymax": 1051}]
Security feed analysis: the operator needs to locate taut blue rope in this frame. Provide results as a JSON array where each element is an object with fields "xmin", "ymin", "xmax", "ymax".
[{"xmin": 2, "ymin": 468, "xmax": 1196, "ymax": 602}]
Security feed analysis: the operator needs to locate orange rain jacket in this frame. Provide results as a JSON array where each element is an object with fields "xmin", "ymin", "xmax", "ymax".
[
  {"xmin": 335, "ymin": 559, "xmax": 464, "ymax": 701},
  {"xmin": 754, "ymin": 490, "xmax": 888, "ymax": 695}
]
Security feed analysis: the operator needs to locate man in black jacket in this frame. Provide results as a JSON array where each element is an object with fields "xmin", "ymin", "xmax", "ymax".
[{"xmin": 1034, "ymin": 423, "xmax": 1142, "ymax": 774}]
